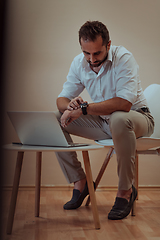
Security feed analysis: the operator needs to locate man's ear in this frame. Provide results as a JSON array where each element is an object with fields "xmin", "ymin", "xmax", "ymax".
[{"xmin": 107, "ymin": 40, "xmax": 111, "ymax": 51}]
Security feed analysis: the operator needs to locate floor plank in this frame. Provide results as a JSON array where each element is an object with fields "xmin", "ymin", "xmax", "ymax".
[{"xmin": 1, "ymin": 188, "xmax": 160, "ymax": 240}]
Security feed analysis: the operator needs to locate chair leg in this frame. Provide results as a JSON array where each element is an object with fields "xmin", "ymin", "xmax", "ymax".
[
  {"xmin": 135, "ymin": 152, "xmax": 138, "ymax": 200},
  {"xmin": 131, "ymin": 199, "xmax": 136, "ymax": 216},
  {"xmin": 82, "ymin": 151, "xmax": 100, "ymax": 230},
  {"xmin": 7, "ymin": 151, "xmax": 24, "ymax": 234},
  {"xmin": 35, "ymin": 152, "xmax": 42, "ymax": 217},
  {"xmin": 86, "ymin": 147, "xmax": 114, "ymax": 206},
  {"xmin": 131, "ymin": 152, "xmax": 138, "ymax": 216}
]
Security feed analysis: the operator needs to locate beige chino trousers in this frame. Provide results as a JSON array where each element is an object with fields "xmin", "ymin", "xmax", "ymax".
[{"xmin": 55, "ymin": 109, "xmax": 154, "ymax": 190}]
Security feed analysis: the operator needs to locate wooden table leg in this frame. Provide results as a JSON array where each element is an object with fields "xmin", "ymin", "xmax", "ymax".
[
  {"xmin": 86, "ymin": 147, "xmax": 114, "ymax": 206},
  {"xmin": 82, "ymin": 151, "xmax": 100, "ymax": 230},
  {"xmin": 7, "ymin": 151, "xmax": 24, "ymax": 234},
  {"xmin": 35, "ymin": 152, "xmax": 42, "ymax": 217}
]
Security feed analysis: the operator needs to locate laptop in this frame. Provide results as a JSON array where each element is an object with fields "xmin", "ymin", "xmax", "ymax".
[{"xmin": 7, "ymin": 111, "xmax": 89, "ymax": 148}]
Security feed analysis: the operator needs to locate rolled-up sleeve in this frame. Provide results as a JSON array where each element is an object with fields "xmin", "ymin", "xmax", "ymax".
[
  {"xmin": 115, "ymin": 52, "xmax": 139, "ymax": 104},
  {"xmin": 58, "ymin": 57, "xmax": 85, "ymax": 99}
]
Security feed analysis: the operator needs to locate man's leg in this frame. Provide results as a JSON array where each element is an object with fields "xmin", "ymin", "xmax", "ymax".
[
  {"xmin": 55, "ymin": 111, "xmax": 111, "ymax": 185},
  {"xmin": 108, "ymin": 110, "xmax": 154, "ymax": 219},
  {"xmin": 54, "ymin": 111, "xmax": 111, "ymax": 209}
]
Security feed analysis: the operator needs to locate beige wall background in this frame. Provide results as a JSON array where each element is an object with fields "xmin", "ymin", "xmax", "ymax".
[{"xmin": 2, "ymin": 0, "xmax": 160, "ymax": 187}]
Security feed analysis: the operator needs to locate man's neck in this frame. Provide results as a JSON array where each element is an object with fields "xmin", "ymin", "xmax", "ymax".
[{"xmin": 91, "ymin": 65, "xmax": 102, "ymax": 74}]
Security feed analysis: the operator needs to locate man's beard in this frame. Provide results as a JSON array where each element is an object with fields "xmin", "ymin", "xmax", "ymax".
[{"xmin": 88, "ymin": 53, "xmax": 108, "ymax": 68}]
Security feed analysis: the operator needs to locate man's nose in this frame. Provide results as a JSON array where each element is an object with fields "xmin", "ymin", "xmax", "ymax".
[{"xmin": 90, "ymin": 54, "xmax": 96, "ymax": 63}]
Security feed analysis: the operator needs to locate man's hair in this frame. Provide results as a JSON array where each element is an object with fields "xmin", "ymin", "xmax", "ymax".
[{"xmin": 79, "ymin": 21, "xmax": 110, "ymax": 47}]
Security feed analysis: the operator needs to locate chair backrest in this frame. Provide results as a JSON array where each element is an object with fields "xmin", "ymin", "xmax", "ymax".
[{"xmin": 143, "ymin": 84, "xmax": 160, "ymax": 138}]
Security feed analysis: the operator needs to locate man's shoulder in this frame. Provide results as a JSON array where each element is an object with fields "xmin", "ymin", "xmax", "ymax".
[
  {"xmin": 111, "ymin": 45, "xmax": 132, "ymax": 57},
  {"xmin": 73, "ymin": 52, "xmax": 84, "ymax": 63},
  {"xmin": 71, "ymin": 53, "xmax": 87, "ymax": 70},
  {"xmin": 110, "ymin": 45, "xmax": 134, "ymax": 64}
]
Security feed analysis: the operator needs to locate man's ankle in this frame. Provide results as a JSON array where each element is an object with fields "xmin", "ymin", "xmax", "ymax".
[
  {"xmin": 74, "ymin": 178, "xmax": 86, "ymax": 193},
  {"xmin": 116, "ymin": 187, "xmax": 132, "ymax": 201}
]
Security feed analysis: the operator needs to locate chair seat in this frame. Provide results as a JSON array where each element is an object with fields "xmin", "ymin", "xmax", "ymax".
[
  {"xmin": 136, "ymin": 137, "xmax": 160, "ymax": 151},
  {"xmin": 95, "ymin": 139, "xmax": 114, "ymax": 147},
  {"xmin": 96, "ymin": 137, "xmax": 160, "ymax": 151}
]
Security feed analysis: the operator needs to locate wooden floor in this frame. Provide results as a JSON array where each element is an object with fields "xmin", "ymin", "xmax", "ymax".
[{"xmin": 1, "ymin": 188, "xmax": 160, "ymax": 240}]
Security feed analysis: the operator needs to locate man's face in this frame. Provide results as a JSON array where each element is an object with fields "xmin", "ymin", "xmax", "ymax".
[{"xmin": 80, "ymin": 35, "xmax": 111, "ymax": 68}]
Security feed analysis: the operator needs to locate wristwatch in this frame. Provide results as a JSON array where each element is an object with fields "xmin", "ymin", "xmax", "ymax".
[{"xmin": 80, "ymin": 102, "xmax": 88, "ymax": 115}]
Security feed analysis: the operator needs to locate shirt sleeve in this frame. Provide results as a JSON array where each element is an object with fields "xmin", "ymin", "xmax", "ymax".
[
  {"xmin": 115, "ymin": 49, "xmax": 139, "ymax": 104},
  {"xmin": 58, "ymin": 57, "xmax": 85, "ymax": 99}
]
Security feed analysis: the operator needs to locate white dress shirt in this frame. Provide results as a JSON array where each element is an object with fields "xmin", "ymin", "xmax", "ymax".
[{"xmin": 58, "ymin": 45, "xmax": 148, "ymax": 119}]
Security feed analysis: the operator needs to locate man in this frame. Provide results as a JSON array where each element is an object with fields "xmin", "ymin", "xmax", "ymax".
[{"xmin": 56, "ymin": 21, "xmax": 154, "ymax": 220}]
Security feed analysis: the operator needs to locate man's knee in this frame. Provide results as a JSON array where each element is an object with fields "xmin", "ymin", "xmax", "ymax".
[{"xmin": 109, "ymin": 111, "xmax": 134, "ymax": 136}]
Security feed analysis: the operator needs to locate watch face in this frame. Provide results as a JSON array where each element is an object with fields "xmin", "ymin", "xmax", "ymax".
[
  {"xmin": 80, "ymin": 102, "xmax": 88, "ymax": 115},
  {"xmin": 81, "ymin": 102, "xmax": 88, "ymax": 107}
]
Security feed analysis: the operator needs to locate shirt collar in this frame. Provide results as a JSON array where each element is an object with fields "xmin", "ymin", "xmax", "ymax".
[{"xmin": 107, "ymin": 45, "xmax": 113, "ymax": 62}]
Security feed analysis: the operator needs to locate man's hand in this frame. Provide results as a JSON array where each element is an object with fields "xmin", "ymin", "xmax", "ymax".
[
  {"xmin": 67, "ymin": 96, "xmax": 84, "ymax": 111},
  {"xmin": 61, "ymin": 108, "xmax": 82, "ymax": 127}
]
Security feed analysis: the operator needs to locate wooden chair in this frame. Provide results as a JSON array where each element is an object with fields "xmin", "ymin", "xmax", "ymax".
[{"xmin": 86, "ymin": 84, "xmax": 160, "ymax": 215}]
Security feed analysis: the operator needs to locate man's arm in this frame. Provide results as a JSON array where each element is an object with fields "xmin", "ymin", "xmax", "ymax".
[
  {"xmin": 56, "ymin": 96, "xmax": 85, "ymax": 113},
  {"xmin": 57, "ymin": 96, "xmax": 83, "ymax": 128},
  {"xmin": 56, "ymin": 97, "xmax": 71, "ymax": 113},
  {"xmin": 87, "ymin": 97, "xmax": 132, "ymax": 115},
  {"xmin": 60, "ymin": 97, "xmax": 132, "ymax": 128}
]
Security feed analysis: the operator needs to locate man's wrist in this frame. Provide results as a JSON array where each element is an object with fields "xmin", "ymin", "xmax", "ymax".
[{"xmin": 80, "ymin": 102, "xmax": 88, "ymax": 115}]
